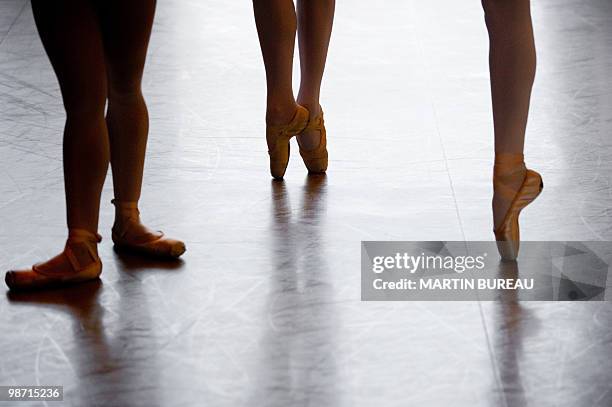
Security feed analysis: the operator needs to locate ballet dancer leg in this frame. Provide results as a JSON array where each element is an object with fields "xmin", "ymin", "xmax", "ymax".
[
  {"xmin": 296, "ymin": 0, "xmax": 335, "ymax": 155},
  {"xmin": 6, "ymin": 0, "xmax": 108, "ymax": 290},
  {"xmin": 482, "ymin": 0, "xmax": 543, "ymax": 260},
  {"xmin": 97, "ymin": 0, "xmax": 185, "ymax": 258},
  {"xmin": 253, "ymin": 0, "xmax": 309, "ymax": 179}
]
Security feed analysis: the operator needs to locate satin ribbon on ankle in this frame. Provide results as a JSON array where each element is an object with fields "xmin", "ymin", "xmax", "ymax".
[
  {"xmin": 494, "ymin": 153, "xmax": 527, "ymax": 200},
  {"xmin": 111, "ymin": 199, "xmax": 141, "ymax": 221}
]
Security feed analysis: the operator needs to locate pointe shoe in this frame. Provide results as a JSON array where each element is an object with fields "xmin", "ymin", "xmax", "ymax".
[
  {"xmin": 5, "ymin": 229, "xmax": 102, "ymax": 291},
  {"xmin": 298, "ymin": 107, "xmax": 328, "ymax": 174},
  {"xmin": 493, "ymin": 155, "xmax": 543, "ymax": 261},
  {"xmin": 111, "ymin": 200, "xmax": 186, "ymax": 259},
  {"xmin": 267, "ymin": 105, "xmax": 309, "ymax": 179}
]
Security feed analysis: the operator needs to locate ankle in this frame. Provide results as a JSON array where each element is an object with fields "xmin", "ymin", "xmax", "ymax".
[
  {"xmin": 296, "ymin": 99, "xmax": 321, "ymax": 117},
  {"xmin": 494, "ymin": 152, "xmax": 524, "ymax": 163},
  {"xmin": 67, "ymin": 228, "xmax": 101, "ymax": 242},
  {"xmin": 112, "ymin": 199, "xmax": 140, "ymax": 226},
  {"xmin": 494, "ymin": 153, "xmax": 526, "ymax": 177},
  {"xmin": 114, "ymin": 210, "xmax": 140, "ymax": 226},
  {"xmin": 66, "ymin": 229, "xmax": 101, "ymax": 261},
  {"xmin": 266, "ymin": 103, "xmax": 298, "ymax": 126}
]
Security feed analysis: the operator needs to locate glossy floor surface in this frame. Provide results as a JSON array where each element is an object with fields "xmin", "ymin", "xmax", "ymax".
[{"xmin": 1, "ymin": 0, "xmax": 612, "ymax": 406}]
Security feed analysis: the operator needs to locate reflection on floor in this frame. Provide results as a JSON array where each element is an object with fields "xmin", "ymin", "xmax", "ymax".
[{"xmin": 1, "ymin": 0, "xmax": 611, "ymax": 406}]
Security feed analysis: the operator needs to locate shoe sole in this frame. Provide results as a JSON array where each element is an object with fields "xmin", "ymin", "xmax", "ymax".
[{"xmin": 113, "ymin": 241, "xmax": 186, "ymax": 259}]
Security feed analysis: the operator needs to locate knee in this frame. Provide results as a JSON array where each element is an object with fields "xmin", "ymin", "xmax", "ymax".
[
  {"xmin": 108, "ymin": 82, "xmax": 144, "ymax": 107},
  {"xmin": 482, "ymin": 0, "xmax": 528, "ymax": 30},
  {"xmin": 107, "ymin": 70, "xmax": 144, "ymax": 102},
  {"xmin": 62, "ymin": 88, "xmax": 107, "ymax": 119},
  {"xmin": 482, "ymin": 0, "xmax": 505, "ymax": 28}
]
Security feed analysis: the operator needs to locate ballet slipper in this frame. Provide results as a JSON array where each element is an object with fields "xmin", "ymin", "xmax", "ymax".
[
  {"xmin": 111, "ymin": 200, "xmax": 186, "ymax": 259},
  {"xmin": 5, "ymin": 229, "xmax": 102, "ymax": 291},
  {"xmin": 493, "ymin": 153, "xmax": 543, "ymax": 261},
  {"xmin": 297, "ymin": 106, "xmax": 328, "ymax": 174},
  {"xmin": 266, "ymin": 105, "xmax": 309, "ymax": 179}
]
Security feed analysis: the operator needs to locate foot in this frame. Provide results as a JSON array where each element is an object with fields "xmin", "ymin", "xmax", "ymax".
[
  {"xmin": 493, "ymin": 155, "xmax": 527, "ymax": 231},
  {"xmin": 492, "ymin": 153, "xmax": 543, "ymax": 261},
  {"xmin": 296, "ymin": 103, "xmax": 328, "ymax": 174},
  {"xmin": 296, "ymin": 103, "xmax": 323, "ymax": 151},
  {"xmin": 111, "ymin": 200, "xmax": 186, "ymax": 259},
  {"xmin": 266, "ymin": 105, "xmax": 310, "ymax": 179},
  {"xmin": 5, "ymin": 229, "xmax": 102, "ymax": 291}
]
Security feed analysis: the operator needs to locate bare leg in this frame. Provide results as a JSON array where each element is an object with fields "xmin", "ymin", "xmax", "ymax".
[
  {"xmin": 32, "ymin": 0, "xmax": 109, "ymax": 236},
  {"xmin": 97, "ymin": 0, "xmax": 156, "ymax": 205},
  {"xmin": 482, "ymin": 0, "xmax": 536, "ymax": 229},
  {"xmin": 96, "ymin": 0, "xmax": 184, "ymax": 258},
  {"xmin": 5, "ymin": 0, "xmax": 108, "ymax": 289},
  {"xmin": 253, "ymin": 0, "xmax": 299, "ymax": 125},
  {"xmin": 296, "ymin": 0, "xmax": 335, "ymax": 150},
  {"xmin": 97, "ymin": 0, "xmax": 157, "ymax": 235}
]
